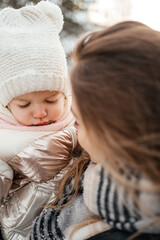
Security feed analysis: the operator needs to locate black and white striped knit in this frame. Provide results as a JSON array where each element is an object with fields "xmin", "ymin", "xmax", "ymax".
[
  {"xmin": 29, "ymin": 171, "xmax": 96, "ymax": 240},
  {"xmin": 29, "ymin": 163, "xmax": 160, "ymax": 240},
  {"xmin": 83, "ymin": 164, "xmax": 160, "ymax": 234}
]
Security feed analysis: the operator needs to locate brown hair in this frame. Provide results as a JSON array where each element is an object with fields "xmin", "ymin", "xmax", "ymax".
[
  {"xmin": 50, "ymin": 21, "xmax": 160, "ymax": 239},
  {"xmin": 70, "ymin": 21, "xmax": 160, "ymax": 191}
]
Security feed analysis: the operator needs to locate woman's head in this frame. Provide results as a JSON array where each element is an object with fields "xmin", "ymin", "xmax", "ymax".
[{"xmin": 71, "ymin": 21, "xmax": 160, "ymax": 186}]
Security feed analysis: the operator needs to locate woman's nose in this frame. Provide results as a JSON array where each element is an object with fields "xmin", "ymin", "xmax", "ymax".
[{"xmin": 32, "ymin": 107, "xmax": 47, "ymax": 119}]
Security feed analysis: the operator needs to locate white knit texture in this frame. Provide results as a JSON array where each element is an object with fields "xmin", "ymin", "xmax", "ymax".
[{"xmin": 0, "ymin": 1, "xmax": 70, "ymax": 106}]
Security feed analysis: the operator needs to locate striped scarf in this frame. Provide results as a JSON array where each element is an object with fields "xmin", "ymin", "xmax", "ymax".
[{"xmin": 29, "ymin": 163, "xmax": 160, "ymax": 240}]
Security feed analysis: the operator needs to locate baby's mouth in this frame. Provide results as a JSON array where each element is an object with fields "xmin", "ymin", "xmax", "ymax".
[{"xmin": 32, "ymin": 120, "xmax": 57, "ymax": 126}]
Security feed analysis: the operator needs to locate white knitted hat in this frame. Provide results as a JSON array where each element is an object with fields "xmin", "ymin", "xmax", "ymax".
[{"xmin": 0, "ymin": 1, "xmax": 70, "ymax": 106}]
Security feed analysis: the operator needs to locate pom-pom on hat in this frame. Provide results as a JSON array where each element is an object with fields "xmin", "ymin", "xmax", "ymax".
[{"xmin": 0, "ymin": 1, "xmax": 69, "ymax": 106}]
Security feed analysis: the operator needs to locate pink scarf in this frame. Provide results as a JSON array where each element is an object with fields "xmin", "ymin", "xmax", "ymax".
[{"xmin": 0, "ymin": 107, "xmax": 73, "ymax": 132}]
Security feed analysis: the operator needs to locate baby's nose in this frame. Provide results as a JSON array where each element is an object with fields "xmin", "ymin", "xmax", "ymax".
[{"xmin": 33, "ymin": 107, "xmax": 47, "ymax": 118}]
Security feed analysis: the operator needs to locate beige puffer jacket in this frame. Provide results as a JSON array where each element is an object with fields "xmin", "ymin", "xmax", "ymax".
[{"xmin": 0, "ymin": 126, "xmax": 77, "ymax": 240}]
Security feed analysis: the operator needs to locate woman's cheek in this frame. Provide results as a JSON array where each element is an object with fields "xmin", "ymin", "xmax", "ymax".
[
  {"xmin": 78, "ymin": 130, "xmax": 103, "ymax": 163},
  {"xmin": 78, "ymin": 131, "xmax": 91, "ymax": 155},
  {"xmin": 77, "ymin": 130, "xmax": 86, "ymax": 149}
]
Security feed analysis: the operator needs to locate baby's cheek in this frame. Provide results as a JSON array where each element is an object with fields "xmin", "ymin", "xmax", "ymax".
[{"xmin": 52, "ymin": 111, "xmax": 61, "ymax": 120}]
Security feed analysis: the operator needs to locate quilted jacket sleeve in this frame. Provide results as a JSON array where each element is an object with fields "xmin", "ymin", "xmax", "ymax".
[
  {"xmin": 0, "ymin": 160, "xmax": 13, "ymax": 205},
  {"xmin": 9, "ymin": 127, "xmax": 77, "ymax": 183},
  {"xmin": 0, "ymin": 162, "xmax": 74, "ymax": 240}
]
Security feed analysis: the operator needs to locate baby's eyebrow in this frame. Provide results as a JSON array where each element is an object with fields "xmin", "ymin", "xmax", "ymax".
[{"xmin": 14, "ymin": 98, "xmax": 29, "ymax": 102}]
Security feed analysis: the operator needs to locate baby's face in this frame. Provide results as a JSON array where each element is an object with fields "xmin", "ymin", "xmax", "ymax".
[{"xmin": 8, "ymin": 90, "xmax": 65, "ymax": 126}]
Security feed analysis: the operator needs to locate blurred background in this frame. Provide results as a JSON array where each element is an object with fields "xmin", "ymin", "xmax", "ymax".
[{"xmin": 0, "ymin": 0, "xmax": 160, "ymax": 65}]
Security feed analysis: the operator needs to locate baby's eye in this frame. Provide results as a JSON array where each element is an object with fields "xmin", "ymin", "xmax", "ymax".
[
  {"xmin": 19, "ymin": 103, "xmax": 30, "ymax": 108},
  {"xmin": 46, "ymin": 99, "xmax": 57, "ymax": 104}
]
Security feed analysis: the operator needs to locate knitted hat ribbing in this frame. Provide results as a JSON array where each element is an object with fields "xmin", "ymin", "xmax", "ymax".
[{"xmin": 0, "ymin": 1, "xmax": 70, "ymax": 106}]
